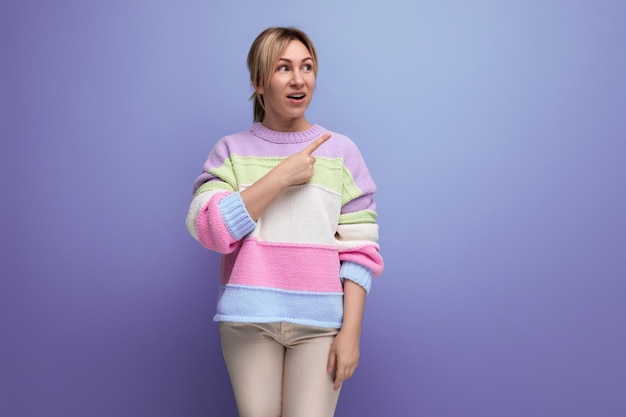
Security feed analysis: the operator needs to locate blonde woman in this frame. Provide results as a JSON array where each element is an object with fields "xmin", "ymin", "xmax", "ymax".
[{"xmin": 186, "ymin": 27, "xmax": 384, "ymax": 417}]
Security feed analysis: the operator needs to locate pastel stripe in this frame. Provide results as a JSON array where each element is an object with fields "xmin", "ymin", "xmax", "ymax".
[
  {"xmin": 214, "ymin": 285, "xmax": 344, "ymax": 328},
  {"xmin": 222, "ymin": 238, "xmax": 343, "ymax": 292},
  {"xmin": 342, "ymin": 197, "xmax": 376, "ymax": 214},
  {"xmin": 216, "ymin": 123, "xmax": 324, "ymax": 157},
  {"xmin": 339, "ymin": 210, "xmax": 378, "ymax": 224},
  {"xmin": 195, "ymin": 192, "xmax": 241, "ymax": 254},
  {"xmin": 250, "ymin": 123, "xmax": 328, "ymax": 144},
  {"xmin": 213, "ymin": 154, "xmax": 347, "ymax": 195},
  {"xmin": 336, "ymin": 223, "xmax": 380, "ymax": 251},
  {"xmin": 218, "ymin": 192, "xmax": 256, "ymax": 240},
  {"xmin": 207, "ymin": 158, "xmax": 237, "ymax": 189},
  {"xmin": 205, "ymin": 128, "xmax": 376, "ymax": 199},
  {"xmin": 194, "ymin": 179, "xmax": 232, "ymax": 197},
  {"xmin": 186, "ymin": 188, "xmax": 219, "ymax": 241},
  {"xmin": 339, "ymin": 245, "xmax": 384, "ymax": 277},
  {"xmin": 340, "ymin": 261, "xmax": 373, "ymax": 293},
  {"xmin": 249, "ymin": 184, "xmax": 341, "ymax": 245}
]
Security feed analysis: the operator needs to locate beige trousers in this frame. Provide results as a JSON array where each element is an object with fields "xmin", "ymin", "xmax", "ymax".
[{"xmin": 219, "ymin": 322, "xmax": 341, "ymax": 417}]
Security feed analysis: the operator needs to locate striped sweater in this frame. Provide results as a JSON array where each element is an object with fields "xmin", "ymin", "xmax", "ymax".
[{"xmin": 186, "ymin": 123, "xmax": 383, "ymax": 328}]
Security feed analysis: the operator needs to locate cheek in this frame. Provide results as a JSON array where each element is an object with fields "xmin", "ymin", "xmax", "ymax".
[{"xmin": 263, "ymin": 75, "xmax": 282, "ymax": 93}]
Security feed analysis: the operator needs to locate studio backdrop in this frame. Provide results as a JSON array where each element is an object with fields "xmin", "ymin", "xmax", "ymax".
[{"xmin": 2, "ymin": 1, "xmax": 625, "ymax": 416}]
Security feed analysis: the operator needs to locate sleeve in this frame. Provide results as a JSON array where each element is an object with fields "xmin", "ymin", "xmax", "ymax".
[
  {"xmin": 336, "ymin": 142, "xmax": 384, "ymax": 294},
  {"xmin": 185, "ymin": 139, "xmax": 256, "ymax": 254}
]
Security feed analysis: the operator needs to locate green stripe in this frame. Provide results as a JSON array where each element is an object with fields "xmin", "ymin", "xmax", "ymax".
[
  {"xmin": 340, "ymin": 166, "xmax": 363, "ymax": 205},
  {"xmin": 339, "ymin": 210, "xmax": 378, "ymax": 225},
  {"xmin": 199, "ymin": 155, "xmax": 365, "ymax": 203},
  {"xmin": 310, "ymin": 157, "xmax": 345, "ymax": 194},
  {"xmin": 207, "ymin": 158, "xmax": 237, "ymax": 189},
  {"xmin": 194, "ymin": 180, "xmax": 233, "ymax": 197}
]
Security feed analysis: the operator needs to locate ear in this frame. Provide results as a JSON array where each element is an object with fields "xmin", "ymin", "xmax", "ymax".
[{"xmin": 256, "ymin": 85, "xmax": 264, "ymax": 95}]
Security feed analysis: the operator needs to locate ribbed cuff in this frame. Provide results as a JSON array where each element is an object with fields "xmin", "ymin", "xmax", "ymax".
[
  {"xmin": 340, "ymin": 261, "xmax": 373, "ymax": 294},
  {"xmin": 218, "ymin": 192, "xmax": 256, "ymax": 240}
]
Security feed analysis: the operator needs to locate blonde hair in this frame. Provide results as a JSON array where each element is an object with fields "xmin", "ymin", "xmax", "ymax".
[{"xmin": 247, "ymin": 27, "xmax": 318, "ymax": 122}]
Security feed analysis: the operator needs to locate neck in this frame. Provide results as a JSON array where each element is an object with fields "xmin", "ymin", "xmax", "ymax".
[{"xmin": 262, "ymin": 115, "xmax": 311, "ymax": 132}]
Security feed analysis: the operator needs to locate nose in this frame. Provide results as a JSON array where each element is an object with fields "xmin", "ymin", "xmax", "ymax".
[{"xmin": 290, "ymin": 69, "xmax": 304, "ymax": 87}]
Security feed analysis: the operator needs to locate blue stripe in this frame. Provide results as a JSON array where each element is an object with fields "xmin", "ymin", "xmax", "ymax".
[
  {"xmin": 340, "ymin": 261, "xmax": 373, "ymax": 293},
  {"xmin": 213, "ymin": 285, "xmax": 344, "ymax": 329},
  {"xmin": 218, "ymin": 192, "xmax": 256, "ymax": 239}
]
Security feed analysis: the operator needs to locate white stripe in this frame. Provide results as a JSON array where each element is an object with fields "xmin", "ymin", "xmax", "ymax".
[
  {"xmin": 337, "ymin": 223, "xmax": 378, "ymax": 242},
  {"xmin": 185, "ymin": 189, "xmax": 221, "ymax": 241},
  {"xmin": 250, "ymin": 184, "xmax": 343, "ymax": 245}
]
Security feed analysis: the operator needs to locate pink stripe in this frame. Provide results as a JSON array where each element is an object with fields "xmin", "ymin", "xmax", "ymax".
[
  {"xmin": 223, "ymin": 238, "xmax": 343, "ymax": 293},
  {"xmin": 339, "ymin": 245, "xmax": 384, "ymax": 277},
  {"xmin": 196, "ymin": 192, "xmax": 241, "ymax": 254}
]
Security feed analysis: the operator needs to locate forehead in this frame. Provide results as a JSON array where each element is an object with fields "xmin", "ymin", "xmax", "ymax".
[{"xmin": 279, "ymin": 40, "xmax": 312, "ymax": 60}]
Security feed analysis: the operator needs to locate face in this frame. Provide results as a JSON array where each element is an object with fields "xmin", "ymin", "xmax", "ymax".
[{"xmin": 258, "ymin": 40, "xmax": 316, "ymax": 131}]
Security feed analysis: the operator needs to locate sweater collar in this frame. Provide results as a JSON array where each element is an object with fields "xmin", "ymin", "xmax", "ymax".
[{"xmin": 250, "ymin": 122, "xmax": 326, "ymax": 144}]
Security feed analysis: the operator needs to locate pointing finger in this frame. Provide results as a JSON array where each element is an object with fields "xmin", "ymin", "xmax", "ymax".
[{"xmin": 303, "ymin": 133, "xmax": 331, "ymax": 155}]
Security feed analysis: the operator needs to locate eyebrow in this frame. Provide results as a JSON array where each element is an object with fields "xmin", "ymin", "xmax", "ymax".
[{"xmin": 277, "ymin": 57, "xmax": 313, "ymax": 63}]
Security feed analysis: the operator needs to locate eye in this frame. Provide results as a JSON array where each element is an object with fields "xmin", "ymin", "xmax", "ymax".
[
  {"xmin": 277, "ymin": 65, "xmax": 289, "ymax": 72},
  {"xmin": 303, "ymin": 64, "xmax": 313, "ymax": 72}
]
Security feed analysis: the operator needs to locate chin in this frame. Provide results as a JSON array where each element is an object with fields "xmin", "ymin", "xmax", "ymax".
[{"xmin": 286, "ymin": 111, "xmax": 307, "ymax": 119}]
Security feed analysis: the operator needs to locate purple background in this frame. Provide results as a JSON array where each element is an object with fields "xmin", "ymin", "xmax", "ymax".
[{"xmin": 2, "ymin": 1, "xmax": 625, "ymax": 416}]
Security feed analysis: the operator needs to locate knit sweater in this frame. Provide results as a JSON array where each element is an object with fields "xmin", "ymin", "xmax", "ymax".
[{"xmin": 186, "ymin": 123, "xmax": 384, "ymax": 328}]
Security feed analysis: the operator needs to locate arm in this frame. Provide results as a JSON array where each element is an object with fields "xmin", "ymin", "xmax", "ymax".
[
  {"xmin": 327, "ymin": 279, "xmax": 366, "ymax": 390},
  {"xmin": 187, "ymin": 133, "xmax": 331, "ymax": 251},
  {"xmin": 327, "ymin": 141, "xmax": 384, "ymax": 390},
  {"xmin": 240, "ymin": 133, "xmax": 330, "ymax": 220}
]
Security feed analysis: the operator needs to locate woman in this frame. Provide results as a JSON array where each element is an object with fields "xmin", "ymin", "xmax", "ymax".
[{"xmin": 186, "ymin": 26, "xmax": 384, "ymax": 417}]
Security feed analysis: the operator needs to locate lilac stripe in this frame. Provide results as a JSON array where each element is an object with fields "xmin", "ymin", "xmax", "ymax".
[{"xmin": 207, "ymin": 125, "xmax": 362, "ymax": 164}]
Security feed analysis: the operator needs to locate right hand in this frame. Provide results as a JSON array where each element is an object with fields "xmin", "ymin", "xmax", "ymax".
[{"xmin": 273, "ymin": 133, "xmax": 331, "ymax": 186}]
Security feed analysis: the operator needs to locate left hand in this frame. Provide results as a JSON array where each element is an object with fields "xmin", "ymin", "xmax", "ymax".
[{"xmin": 327, "ymin": 329, "xmax": 361, "ymax": 391}]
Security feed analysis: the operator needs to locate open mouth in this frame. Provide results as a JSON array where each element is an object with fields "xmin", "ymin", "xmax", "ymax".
[{"xmin": 287, "ymin": 94, "xmax": 305, "ymax": 101}]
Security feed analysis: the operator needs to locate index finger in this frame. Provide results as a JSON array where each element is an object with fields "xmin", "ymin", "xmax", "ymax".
[{"xmin": 303, "ymin": 133, "xmax": 331, "ymax": 155}]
